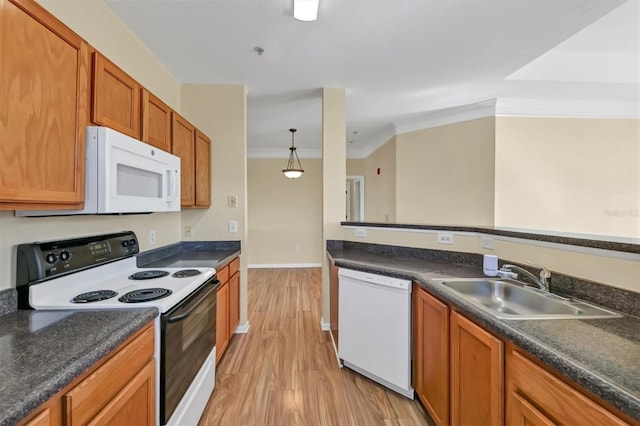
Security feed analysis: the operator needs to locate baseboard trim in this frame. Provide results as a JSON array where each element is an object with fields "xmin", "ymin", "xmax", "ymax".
[
  {"xmin": 248, "ymin": 263, "xmax": 322, "ymax": 269},
  {"xmin": 234, "ymin": 321, "xmax": 250, "ymax": 334},
  {"xmin": 320, "ymin": 317, "xmax": 330, "ymax": 331}
]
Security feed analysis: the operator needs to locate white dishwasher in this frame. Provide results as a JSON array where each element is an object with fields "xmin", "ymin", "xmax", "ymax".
[{"xmin": 338, "ymin": 268, "xmax": 414, "ymax": 399}]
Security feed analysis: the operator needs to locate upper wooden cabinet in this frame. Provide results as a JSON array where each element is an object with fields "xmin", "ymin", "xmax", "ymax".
[
  {"xmin": 141, "ymin": 89, "xmax": 172, "ymax": 152},
  {"xmin": 194, "ymin": 130, "xmax": 211, "ymax": 207},
  {"xmin": 91, "ymin": 52, "xmax": 140, "ymax": 138},
  {"xmin": 0, "ymin": 0, "xmax": 88, "ymax": 210},
  {"xmin": 171, "ymin": 112, "xmax": 196, "ymax": 206},
  {"xmin": 171, "ymin": 112, "xmax": 211, "ymax": 208}
]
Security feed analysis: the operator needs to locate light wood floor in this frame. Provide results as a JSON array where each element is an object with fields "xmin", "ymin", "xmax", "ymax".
[{"xmin": 199, "ymin": 268, "xmax": 431, "ymax": 426}]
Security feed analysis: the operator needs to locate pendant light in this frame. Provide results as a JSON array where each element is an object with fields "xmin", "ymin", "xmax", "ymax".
[{"xmin": 282, "ymin": 128, "xmax": 304, "ymax": 179}]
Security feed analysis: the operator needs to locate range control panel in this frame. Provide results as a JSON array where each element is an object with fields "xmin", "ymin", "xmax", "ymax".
[{"xmin": 16, "ymin": 231, "xmax": 140, "ymax": 285}]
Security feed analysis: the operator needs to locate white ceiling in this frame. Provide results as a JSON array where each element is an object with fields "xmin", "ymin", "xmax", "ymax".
[{"xmin": 104, "ymin": 0, "xmax": 636, "ymax": 157}]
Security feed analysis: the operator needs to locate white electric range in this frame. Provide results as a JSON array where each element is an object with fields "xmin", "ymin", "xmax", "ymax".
[{"xmin": 16, "ymin": 231, "xmax": 219, "ymax": 426}]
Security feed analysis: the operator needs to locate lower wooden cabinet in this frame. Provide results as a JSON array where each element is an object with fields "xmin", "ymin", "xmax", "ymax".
[
  {"xmin": 413, "ymin": 283, "xmax": 449, "ymax": 426},
  {"xmin": 216, "ymin": 256, "xmax": 241, "ymax": 364},
  {"xmin": 413, "ymin": 284, "xmax": 637, "ymax": 426},
  {"xmin": 18, "ymin": 322, "xmax": 155, "ymax": 426},
  {"xmin": 329, "ymin": 259, "xmax": 339, "ymax": 350},
  {"xmin": 450, "ymin": 311, "xmax": 503, "ymax": 426},
  {"xmin": 506, "ymin": 345, "xmax": 632, "ymax": 426}
]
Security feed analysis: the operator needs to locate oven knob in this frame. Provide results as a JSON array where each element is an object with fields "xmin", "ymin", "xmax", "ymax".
[
  {"xmin": 45, "ymin": 252, "xmax": 58, "ymax": 264},
  {"xmin": 129, "ymin": 239, "xmax": 137, "ymax": 246},
  {"xmin": 59, "ymin": 251, "xmax": 71, "ymax": 262},
  {"xmin": 122, "ymin": 240, "xmax": 129, "ymax": 247}
]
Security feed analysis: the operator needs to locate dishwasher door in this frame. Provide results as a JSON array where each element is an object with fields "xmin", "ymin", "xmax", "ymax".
[{"xmin": 338, "ymin": 268, "xmax": 414, "ymax": 399}]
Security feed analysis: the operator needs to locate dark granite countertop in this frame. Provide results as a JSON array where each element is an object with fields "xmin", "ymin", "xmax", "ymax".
[
  {"xmin": 0, "ymin": 308, "xmax": 158, "ymax": 426},
  {"xmin": 328, "ymin": 247, "xmax": 640, "ymax": 421},
  {"xmin": 136, "ymin": 240, "xmax": 241, "ymax": 270}
]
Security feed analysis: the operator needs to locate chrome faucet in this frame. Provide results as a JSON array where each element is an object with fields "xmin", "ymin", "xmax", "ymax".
[{"xmin": 498, "ymin": 263, "xmax": 551, "ymax": 292}]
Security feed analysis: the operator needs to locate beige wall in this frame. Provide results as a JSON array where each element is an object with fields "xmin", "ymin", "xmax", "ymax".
[
  {"xmin": 37, "ymin": 0, "xmax": 181, "ymax": 109},
  {"xmin": 322, "ymin": 88, "xmax": 347, "ymax": 324},
  {"xmin": 180, "ymin": 84, "xmax": 248, "ymax": 324},
  {"xmin": 495, "ymin": 117, "xmax": 640, "ymax": 238},
  {"xmin": 341, "ymin": 227, "xmax": 640, "ymax": 294},
  {"xmin": 247, "ymin": 159, "xmax": 323, "ymax": 265},
  {"xmin": 346, "ymin": 159, "xmax": 365, "ymax": 176},
  {"xmin": 362, "ymin": 137, "xmax": 397, "ymax": 223},
  {"xmin": 396, "ymin": 117, "xmax": 495, "ymax": 226}
]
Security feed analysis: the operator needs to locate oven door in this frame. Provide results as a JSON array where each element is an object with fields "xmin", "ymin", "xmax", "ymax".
[{"xmin": 161, "ymin": 278, "xmax": 217, "ymax": 424}]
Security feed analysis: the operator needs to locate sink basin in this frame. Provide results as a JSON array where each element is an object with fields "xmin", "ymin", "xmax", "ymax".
[{"xmin": 431, "ymin": 278, "xmax": 622, "ymax": 320}]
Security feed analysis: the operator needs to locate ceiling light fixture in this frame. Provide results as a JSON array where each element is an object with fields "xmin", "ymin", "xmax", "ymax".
[
  {"xmin": 294, "ymin": 0, "xmax": 319, "ymax": 21},
  {"xmin": 282, "ymin": 128, "xmax": 304, "ymax": 179}
]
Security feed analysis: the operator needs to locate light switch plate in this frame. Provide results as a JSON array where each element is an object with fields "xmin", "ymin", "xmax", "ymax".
[
  {"xmin": 355, "ymin": 228, "xmax": 367, "ymax": 237},
  {"xmin": 228, "ymin": 195, "xmax": 238, "ymax": 208},
  {"xmin": 229, "ymin": 220, "xmax": 238, "ymax": 233}
]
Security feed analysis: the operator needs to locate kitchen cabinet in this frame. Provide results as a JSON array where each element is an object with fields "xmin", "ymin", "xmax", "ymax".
[
  {"xmin": 141, "ymin": 89, "xmax": 172, "ymax": 152},
  {"xmin": 171, "ymin": 112, "xmax": 196, "ymax": 207},
  {"xmin": 170, "ymin": 112, "xmax": 212, "ymax": 208},
  {"xmin": 0, "ymin": 0, "xmax": 88, "ymax": 210},
  {"xmin": 228, "ymin": 257, "xmax": 241, "ymax": 336},
  {"xmin": 18, "ymin": 322, "xmax": 155, "ymax": 426},
  {"xmin": 216, "ymin": 256, "xmax": 240, "ymax": 363},
  {"xmin": 91, "ymin": 52, "xmax": 141, "ymax": 138},
  {"xmin": 413, "ymin": 284, "xmax": 449, "ymax": 426},
  {"xmin": 450, "ymin": 310, "xmax": 504, "ymax": 426},
  {"xmin": 194, "ymin": 130, "xmax": 212, "ymax": 207},
  {"xmin": 506, "ymin": 345, "xmax": 633, "ymax": 426},
  {"xmin": 329, "ymin": 259, "xmax": 339, "ymax": 350}
]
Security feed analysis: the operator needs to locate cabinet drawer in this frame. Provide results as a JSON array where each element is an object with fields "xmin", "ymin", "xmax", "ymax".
[
  {"xmin": 506, "ymin": 348, "xmax": 630, "ymax": 426},
  {"xmin": 229, "ymin": 257, "xmax": 240, "ymax": 276},
  {"xmin": 63, "ymin": 325, "xmax": 154, "ymax": 425},
  {"xmin": 217, "ymin": 264, "xmax": 229, "ymax": 284}
]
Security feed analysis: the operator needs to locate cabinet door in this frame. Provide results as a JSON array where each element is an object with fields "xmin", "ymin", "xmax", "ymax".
[
  {"xmin": 329, "ymin": 260, "xmax": 339, "ymax": 350},
  {"xmin": 229, "ymin": 271, "xmax": 240, "ymax": 337},
  {"xmin": 91, "ymin": 52, "xmax": 140, "ymax": 138},
  {"xmin": 216, "ymin": 282, "xmax": 230, "ymax": 363},
  {"xmin": 510, "ymin": 392, "xmax": 557, "ymax": 426},
  {"xmin": 194, "ymin": 129, "xmax": 211, "ymax": 207},
  {"xmin": 0, "ymin": 0, "xmax": 88, "ymax": 209},
  {"xmin": 87, "ymin": 360, "xmax": 155, "ymax": 426},
  {"xmin": 63, "ymin": 325, "xmax": 154, "ymax": 425},
  {"xmin": 450, "ymin": 311, "xmax": 504, "ymax": 426},
  {"xmin": 506, "ymin": 347, "xmax": 630, "ymax": 426},
  {"xmin": 171, "ymin": 112, "xmax": 195, "ymax": 207},
  {"xmin": 413, "ymin": 284, "xmax": 449, "ymax": 426},
  {"xmin": 141, "ymin": 89, "xmax": 171, "ymax": 152}
]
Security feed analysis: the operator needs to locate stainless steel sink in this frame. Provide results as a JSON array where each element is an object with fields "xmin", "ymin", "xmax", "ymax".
[{"xmin": 430, "ymin": 278, "xmax": 622, "ymax": 320}]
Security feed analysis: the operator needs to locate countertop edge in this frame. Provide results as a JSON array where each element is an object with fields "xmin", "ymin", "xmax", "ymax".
[
  {"xmin": 3, "ymin": 308, "xmax": 159, "ymax": 426},
  {"xmin": 329, "ymin": 254, "xmax": 640, "ymax": 421}
]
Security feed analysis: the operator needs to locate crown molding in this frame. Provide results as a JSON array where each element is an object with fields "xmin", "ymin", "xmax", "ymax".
[
  {"xmin": 496, "ymin": 97, "xmax": 640, "ymax": 118},
  {"xmin": 393, "ymin": 99, "xmax": 497, "ymax": 136}
]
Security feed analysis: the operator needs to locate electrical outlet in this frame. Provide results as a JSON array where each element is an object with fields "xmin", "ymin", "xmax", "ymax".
[
  {"xmin": 437, "ymin": 233, "xmax": 454, "ymax": 244},
  {"xmin": 149, "ymin": 229, "xmax": 156, "ymax": 245},
  {"xmin": 228, "ymin": 220, "xmax": 238, "ymax": 233},
  {"xmin": 184, "ymin": 225, "xmax": 193, "ymax": 238},
  {"xmin": 295, "ymin": 244, "xmax": 301, "ymax": 252},
  {"xmin": 228, "ymin": 195, "xmax": 237, "ymax": 208},
  {"xmin": 481, "ymin": 236, "xmax": 494, "ymax": 250},
  {"xmin": 355, "ymin": 228, "xmax": 367, "ymax": 237}
]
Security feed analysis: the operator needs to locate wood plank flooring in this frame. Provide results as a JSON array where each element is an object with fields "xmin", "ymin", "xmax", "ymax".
[{"xmin": 199, "ymin": 268, "xmax": 431, "ymax": 426}]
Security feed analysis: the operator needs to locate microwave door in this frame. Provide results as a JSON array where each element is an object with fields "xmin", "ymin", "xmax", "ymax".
[{"xmin": 99, "ymin": 140, "xmax": 180, "ymax": 213}]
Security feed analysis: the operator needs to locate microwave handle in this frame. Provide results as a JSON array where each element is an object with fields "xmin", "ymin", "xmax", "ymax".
[{"xmin": 167, "ymin": 168, "xmax": 179, "ymax": 202}]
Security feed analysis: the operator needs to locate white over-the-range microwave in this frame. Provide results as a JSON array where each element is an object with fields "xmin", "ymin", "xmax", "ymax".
[{"xmin": 17, "ymin": 126, "xmax": 181, "ymax": 216}]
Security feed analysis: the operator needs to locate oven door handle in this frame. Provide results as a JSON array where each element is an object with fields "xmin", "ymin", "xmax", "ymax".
[{"xmin": 165, "ymin": 284, "xmax": 217, "ymax": 324}]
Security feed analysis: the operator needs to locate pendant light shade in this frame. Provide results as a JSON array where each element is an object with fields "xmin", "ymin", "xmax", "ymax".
[
  {"xmin": 294, "ymin": 0, "xmax": 319, "ymax": 21},
  {"xmin": 282, "ymin": 128, "xmax": 304, "ymax": 179}
]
